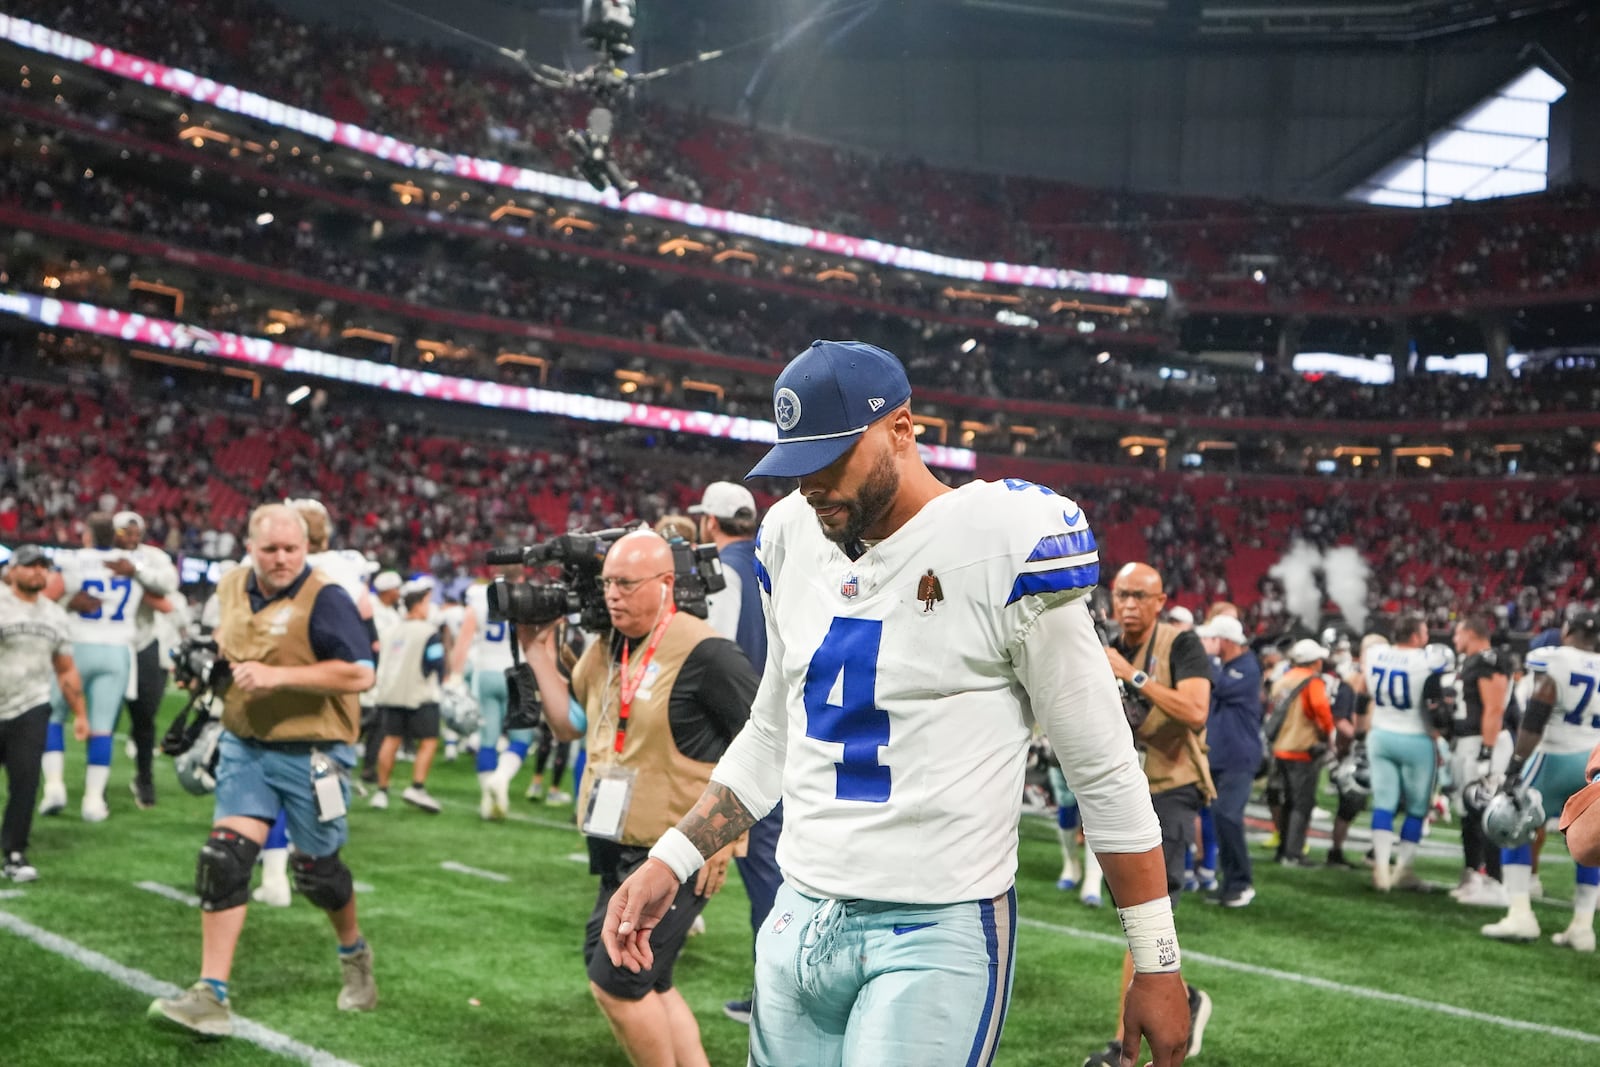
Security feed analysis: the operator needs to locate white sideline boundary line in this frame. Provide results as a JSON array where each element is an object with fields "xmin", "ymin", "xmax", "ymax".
[
  {"xmin": 135, "ymin": 881, "xmax": 199, "ymax": 907},
  {"xmin": 439, "ymin": 860, "xmax": 510, "ymax": 883},
  {"xmin": 0, "ymin": 910, "xmax": 364, "ymax": 1066},
  {"xmin": 1017, "ymin": 916, "xmax": 1600, "ymax": 1044}
]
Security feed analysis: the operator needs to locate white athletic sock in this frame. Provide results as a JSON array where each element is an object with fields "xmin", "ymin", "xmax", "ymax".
[
  {"xmin": 84, "ymin": 764, "xmax": 110, "ymax": 802},
  {"xmin": 42, "ymin": 751, "xmax": 65, "ymax": 788},
  {"xmin": 1503, "ymin": 864, "xmax": 1533, "ymax": 914},
  {"xmin": 1056, "ymin": 829, "xmax": 1079, "ymax": 880},
  {"xmin": 496, "ymin": 751, "xmax": 524, "ymax": 785},
  {"xmin": 1573, "ymin": 884, "xmax": 1599, "ymax": 928},
  {"xmin": 1372, "ymin": 829, "xmax": 1395, "ymax": 872},
  {"xmin": 1081, "ymin": 847, "xmax": 1104, "ymax": 898},
  {"xmin": 260, "ymin": 847, "xmax": 290, "ymax": 887},
  {"xmin": 478, "ymin": 770, "xmax": 495, "ymax": 791},
  {"xmin": 1396, "ymin": 840, "xmax": 1418, "ymax": 872}
]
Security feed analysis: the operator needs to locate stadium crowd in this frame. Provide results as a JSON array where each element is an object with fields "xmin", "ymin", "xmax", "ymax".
[
  {"xmin": 5, "ymin": 134, "xmax": 1600, "ymax": 443},
  {"xmin": 3, "ymin": 373, "xmax": 1596, "ymax": 638},
  {"xmin": 6, "ymin": 0, "xmax": 1600, "ymax": 312}
]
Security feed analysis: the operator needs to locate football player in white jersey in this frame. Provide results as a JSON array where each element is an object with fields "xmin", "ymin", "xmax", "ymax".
[
  {"xmin": 111, "ymin": 511, "xmax": 181, "ymax": 810},
  {"xmin": 1482, "ymin": 612, "xmax": 1600, "ymax": 948},
  {"xmin": 598, "ymin": 341, "xmax": 1189, "ymax": 1066},
  {"xmin": 449, "ymin": 567, "xmax": 535, "ymax": 819},
  {"xmin": 1357, "ymin": 613, "xmax": 1451, "ymax": 891},
  {"xmin": 43, "ymin": 513, "xmax": 150, "ymax": 822}
]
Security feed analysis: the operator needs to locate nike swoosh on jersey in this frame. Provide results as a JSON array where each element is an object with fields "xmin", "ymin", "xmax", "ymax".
[{"xmin": 891, "ymin": 922, "xmax": 940, "ymax": 935}]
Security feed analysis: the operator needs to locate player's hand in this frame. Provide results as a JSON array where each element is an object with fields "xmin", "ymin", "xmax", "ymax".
[
  {"xmin": 67, "ymin": 591, "xmax": 102, "ymax": 617},
  {"xmin": 1119, "ymin": 971, "xmax": 1191, "ymax": 1067},
  {"xmin": 105, "ymin": 558, "xmax": 138, "ymax": 578},
  {"xmin": 693, "ymin": 843, "xmax": 735, "ymax": 899},
  {"xmin": 230, "ymin": 661, "xmax": 281, "ymax": 695},
  {"xmin": 603, "ymin": 857, "xmax": 683, "ymax": 974},
  {"xmin": 72, "ymin": 715, "xmax": 91, "ymax": 742},
  {"xmin": 1104, "ymin": 647, "xmax": 1134, "ymax": 682}
]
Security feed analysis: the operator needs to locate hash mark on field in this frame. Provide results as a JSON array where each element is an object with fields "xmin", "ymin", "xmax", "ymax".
[
  {"xmin": 353, "ymin": 881, "xmax": 375, "ymax": 893},
  {"xmin": 503, "ymin": 810, "xmax": 580, "ymax": 833},
  {"xmin": 0, "ymin": 889, "xmax": 25, "ymax": 900},
  {"xmin": 0, "ymin": 910, "xmax": 364, "ymax": 1066},
  {"xmin": 1018, "ymin": 916, "xmax": 1600, "ymax": 1044},
  {"xmin": 440, "ymin": 860, "xmax": 510, "ymax": 883},
  {"xmin": 134, "ymin": 881, "xmax": 199, "ymax": 907}
]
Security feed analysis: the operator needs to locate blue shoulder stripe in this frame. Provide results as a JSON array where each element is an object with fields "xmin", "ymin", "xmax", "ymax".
[
  {"xmin": 1025, "ymin": 528, "xmax": 1097, "ymax": 563},
  {"xmin": 752, "ymin": 556, "xmax": 772, "ymax": 595},
  {"xmin": 1006, "ymin": 562, "xmax": 1098, "ymax": 606}
]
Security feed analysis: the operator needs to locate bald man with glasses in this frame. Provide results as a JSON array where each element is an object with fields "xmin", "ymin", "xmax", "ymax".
[
  {"xmin": 520, "ymin": 530, "xmax": 759, "ymax": 1067},
  {"xmin": 1086, "ymin": 562, "xmax": 1216, "ymax": 1065}
]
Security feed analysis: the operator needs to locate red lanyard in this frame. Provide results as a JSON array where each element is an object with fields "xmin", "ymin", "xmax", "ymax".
[{"xmin": 615, "ymin": 607, "xmax": 675, "ymax": 754}]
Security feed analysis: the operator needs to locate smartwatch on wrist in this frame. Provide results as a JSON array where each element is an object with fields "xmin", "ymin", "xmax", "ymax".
[{"xmin": 1129, "ymin": 670, "xmax": 1150, "ymax": 691}]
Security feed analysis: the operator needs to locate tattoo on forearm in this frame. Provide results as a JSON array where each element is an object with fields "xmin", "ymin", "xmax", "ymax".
[{"xmin": 680, "ymin": 782, "xmax": 757, "ymax": 858}]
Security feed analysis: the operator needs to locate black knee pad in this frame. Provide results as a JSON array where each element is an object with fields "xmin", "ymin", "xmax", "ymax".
[
  {"xmin": 291, "ymin": 848, "xmax": 354, "ymax": 912},
  {"xmin": 195, "ymin": 828, "xmax": 261, "ymax": 912}
]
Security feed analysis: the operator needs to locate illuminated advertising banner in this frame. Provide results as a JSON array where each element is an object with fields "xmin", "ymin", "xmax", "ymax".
[
  {"xmin": 0, "ymin": 14, "xmax": 1169, "ymax": 301},
  {"xmin": 0, "ymin": 290, "xmax": 977, "ymax": 472}
]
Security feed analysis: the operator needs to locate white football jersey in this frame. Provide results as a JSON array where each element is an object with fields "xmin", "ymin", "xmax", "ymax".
[
  {"xmin": 60, "ymin": 548, "xmax": 143, "ymax": 646},
  {"xmin": 1363, "ymin": 642, "xmax": 1450, "ymax": 735},
  {"xmin": 716, "ymin": 479, "xmax": 1107, "ymax": 904},
  {"xmin": 466, "ymin": 584, "xmax": 513, "ymax": 672},
  {"xmin": 309, "ymin": 549, "xmax": 371, "ymax": 609},
  {"xmin": 1527, "ymin": 644, "xmax": 1600, "ymax": 754}
]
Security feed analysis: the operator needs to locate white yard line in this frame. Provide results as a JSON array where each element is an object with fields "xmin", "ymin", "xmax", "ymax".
[
  {"xmin": 134, "ymin": 881, "xmax": 199, "ymax": 907},
  {"xmin": 0, "ymin": 888, "xmax": 27, "ymax": 900},
  {"xmin": 439, "ymin": 860, "xmax": 510, "ymax": 883},
  {"xmin": 0, "ymin": 909, "xmax": 364, "ymax": 1066},
  {"xmin": 1018, "ymin": 916, "xmax": 1600, "ymax": 1044}
]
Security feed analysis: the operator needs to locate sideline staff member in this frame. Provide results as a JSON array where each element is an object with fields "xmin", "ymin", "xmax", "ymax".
[
  {"xmin": 1, "ymin": 546, "xmax": 90, "ymax": 882},
  {"xmin": 149, "ymin": 504, "xmax": 377, "ymax": 1037},
  {"xmin": 522, "ymin": 530, "xmax": 757, "ymax": 1067}
]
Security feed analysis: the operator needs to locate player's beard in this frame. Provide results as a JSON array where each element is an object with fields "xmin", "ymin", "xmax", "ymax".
[{"xmin": 818, "ymin": 445, "xmax": 899, "ymax": 546}]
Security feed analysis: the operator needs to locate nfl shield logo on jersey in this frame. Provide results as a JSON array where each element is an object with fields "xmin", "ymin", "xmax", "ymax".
[{"xmin": 840, "ymin": 574, "xmax": 860, "ymax": 599}]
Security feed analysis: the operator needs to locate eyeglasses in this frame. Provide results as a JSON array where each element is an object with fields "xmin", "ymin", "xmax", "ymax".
[
  {"xmin": 1111, "ymin": 590, "xmax": 1158, "ymax": 602},
  {"xmin": 599, "ymin": 571, "xmax": 670, "ymax": 594}
]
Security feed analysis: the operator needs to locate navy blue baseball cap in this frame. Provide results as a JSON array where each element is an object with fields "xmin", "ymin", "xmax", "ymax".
[{"xmin": 746, "ymin": 340, "xmax": 912, "ymax": 479}]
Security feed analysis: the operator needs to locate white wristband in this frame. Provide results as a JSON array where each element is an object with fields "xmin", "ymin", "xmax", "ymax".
[
  {"xmin": 1118, "ymin": 896, "xmax": 1181, "ymax": 974},
  {"xmin": 647, "ymin": 827, "xmax": 706, "ymax": 884}
]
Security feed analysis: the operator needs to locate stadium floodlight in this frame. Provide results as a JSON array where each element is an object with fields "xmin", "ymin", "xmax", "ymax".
[{"xmin": 286, "ymin": 385, "xmax": 311, "ymax": 405}]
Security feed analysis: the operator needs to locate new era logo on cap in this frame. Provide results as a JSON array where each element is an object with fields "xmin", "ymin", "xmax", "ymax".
[{"xmin": 747, "ymin": 340, "xmax": 912, "ymax": 480}]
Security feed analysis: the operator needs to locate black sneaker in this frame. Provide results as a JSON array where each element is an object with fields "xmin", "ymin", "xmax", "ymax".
[
  {"xmin": 3, "ymin": 851, "xmax": 38, "ymax": 882},
  {"xmin": 1082, "ymin": 1040, "xmax": 1123, "ymax": 1066},
  {"xmin": 1188, "ymin": 985, "xmax": 1213, "ymax": 1056},
  {"xmin": 1325, "ymin": 850, "xmax": 1354, "ymax": 869},
  {"xmin": 131, "ymin": 776, "xmax": 156, "ymax": 810},
  {"xmin": 722, "ymin": 999, "xmax": 752, "ymax": 1024}
]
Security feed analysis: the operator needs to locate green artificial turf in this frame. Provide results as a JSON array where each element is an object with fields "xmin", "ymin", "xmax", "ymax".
[{"xmin": 2, "ymin": 693, "xmax": 1595, "ymax": 1066}]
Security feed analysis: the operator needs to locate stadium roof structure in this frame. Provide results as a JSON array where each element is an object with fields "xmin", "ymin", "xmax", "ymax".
[{"xmin": 951, "ymin": 0, "xmax": 1583, "ymax": 43}]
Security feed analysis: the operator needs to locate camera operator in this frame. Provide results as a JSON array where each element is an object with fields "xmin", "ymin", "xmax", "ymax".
[
  {"xmin": 149, "ymin": 504, "xmax": 377, "ymax": 1038},
  {"xmin": 519, "ymin": 529, "xmax": 758, "ymax": 1067},
  {"xmin": 1087, "ymin": 561, "xmax": 1214, "ymax": 1065},
  {"xmin": 689, "ymin": 480, "xmax": 780, "ymax": 1026}
]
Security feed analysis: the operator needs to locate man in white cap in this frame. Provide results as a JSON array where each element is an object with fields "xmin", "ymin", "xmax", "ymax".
[
  {"xmin": 110, "ymin": 511, "xmax": 180, "ymax": 809},
  {"xmin": 369, "ymin": 577, "xmax": 445, "ymax": 812},
  {"xmin": 1195, "ymin": 614, "xmax": 1261, "ymax": 906},
  {"xmin": 689, "ymin": 480, "xmax": 780, "ymax": 1025},
  {"xmin": 1265, "ymin": 639, "xmax": 1335, "ymax": 868}
]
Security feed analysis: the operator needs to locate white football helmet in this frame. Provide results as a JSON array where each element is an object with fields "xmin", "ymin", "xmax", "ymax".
[
  {"xmin": 174, "ymin": 720, "xmax": 223, "ymax": 796},
  {"xmin": 1482, "ymin": 785, "xmax": 1545, "ymax": 848},
  {"xmin": 441, "ymin": 683, "xmax": 482, "ymax": 737}
]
